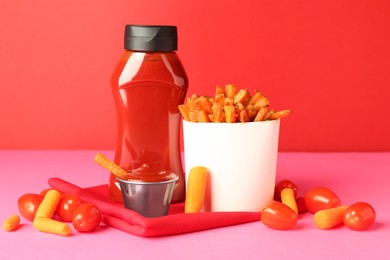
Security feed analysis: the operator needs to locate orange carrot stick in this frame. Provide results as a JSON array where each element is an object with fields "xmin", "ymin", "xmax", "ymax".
[
  {"xmin": 313, "ymin": 205, "xmax": 349, "ymax": 229},
  {"xmin": 35, "ymin": 189, "xmax": 61, "ymax": 219},
  {"xmin": 185, "ymin": 166, "xmax": 208, "ymax": 213},
  {"xmin": 2, "ymin": 214, "xmax": 20, "ymax": 232},
  {"xmin": 33, "ymin": 217, "xmax": 71, "ymax": 236},
  {"xmin": 281, "ymin": 188, "xmax": 298, "ymax": 214}
]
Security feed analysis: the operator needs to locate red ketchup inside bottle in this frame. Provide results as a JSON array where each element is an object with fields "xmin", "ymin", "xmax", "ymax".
[{"xmin": 110, "ymin": 25, "xmax": 188, "ymax": 203}]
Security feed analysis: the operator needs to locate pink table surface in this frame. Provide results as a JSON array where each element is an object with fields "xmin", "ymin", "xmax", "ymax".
[{"xmin": 0, "ymin": 150, "xmax": 389, "ymax": 259}]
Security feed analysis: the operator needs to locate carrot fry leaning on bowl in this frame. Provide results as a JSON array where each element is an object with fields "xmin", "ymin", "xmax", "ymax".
[{"xmin": 94, "ymin": 152, "xmax": 128, "ymax": 179}]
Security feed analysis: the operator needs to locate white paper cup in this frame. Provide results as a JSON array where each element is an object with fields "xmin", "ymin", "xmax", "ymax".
[{"xmin": 183, "ymin": 119, "xmax": 280, "ymax": 212}]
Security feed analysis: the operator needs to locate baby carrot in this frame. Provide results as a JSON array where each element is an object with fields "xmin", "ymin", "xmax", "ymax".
[
  {"xmin": 185, "ymin": 166, "xmax": 208, "ymax": 213},
  {"xmin": 2, "ymin": 214, "xmax": 20, "ymax": 232},
  {"xmin": 313, "ymin": 205, "xmax": 349, "ymax": 229},
  {"xmin": 281, "ymin": 188, "xmax": 298, "ymax": 214},
  {"xmin": 35, "ymin": 189, "xmax": 61, "ymax": 219},
  {"xmin": 33, "ymin": 217, "xmax": 71, "ymax": 236}
]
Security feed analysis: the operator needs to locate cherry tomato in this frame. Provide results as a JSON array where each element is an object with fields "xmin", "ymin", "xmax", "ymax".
[
  {"xmin": 296, "ymin": 196, "xmax": 308, "ymax": 214},
  {"xmin": 56, "ymin": 194, "xmax": 83, "ymax": 222},
  {"xmin": 17, "ymin": 193, "xmax": 43, "ymax": 221},
  {"xmin": 304, "ymin": 187, "xmax": 341, "ymax": 213},
  {"xmin": 343, "ymin": 202, "xmax": 376, "ymax": 231},
  {"xmin": 72, "ymin": 203, "xmax": 101, "ymax": 232},
  {"xmin": 274, "ymin": 180, "xmax": 298, "ymax": 201},
  {"xmin": 261, "ymin": 201, "xmax": 298, "ymax": 230}
]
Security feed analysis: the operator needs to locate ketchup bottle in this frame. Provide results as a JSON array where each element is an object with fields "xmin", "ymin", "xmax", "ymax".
[{"xmin": 110, "ymin": 25, "xmax": 188, "ymax": 203}]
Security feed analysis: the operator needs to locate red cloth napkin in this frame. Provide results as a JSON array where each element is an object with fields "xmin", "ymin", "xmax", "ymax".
[{"xmin": 48, "ymin": 177, "xmax": 260, "ymax": 237}]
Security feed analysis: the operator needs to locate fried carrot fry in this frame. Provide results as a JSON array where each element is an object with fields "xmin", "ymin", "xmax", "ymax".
[
  {"xmin": 313, "ymin": 206, "xmax": 349, "ymax": 230},
  {"xmin": 253, "ymin": 96, "xmax": 270, "ymax": 109},
  {"xmin": 248, "ymin": 90, "xmax": 263, "ymax": 105},
  {"xmin": 94, "ymin": 152, "xmax": 128, "ymax": 179},
  {"xmin": 245, "ymin": 104, "xmax": 258, "ymax": 121},
  {"xmin": 35, "ymin": 189, "xmax": 61, "ymax": 219},
  {"xmin": 270, "ymin": 109, "xmax": 291, "ymax": 120},
  {"xmin": 224, "ymin": 105, "xmax": 237, "ymax": 123},
  {"xmin": 234, "ymin": 88, "xmax": 251, "ymax": 106},
  {"xmin": 195, "ymin": 96, "xmax": 213, "ymax": 114},
  {"xmin": 212, "ymin": 104, "xmax": 225, "ymax": 123},
  {"xmin": 211, "ymin": 102, "xmax": 220, "ymax": 114},
  {"xmin": 33, "ymin": 217, "xmax": 71, "ymax": 236},
  {"xmin": 185, "ymin": 166, "xmax": 208, "ymax": 213},
  {"xmin": 265, "ymin": 110, "xmax": 275, "ymax": 120},
  {"xmin": 225, "ymin": 84, "xmax": 238, "ymax": 98},
  {"xmin": 254, "ymin": 106, "xmax": 268, "ymax": 122},
  {"xmin": 235, "ymin": 102, "xmax": 245, "ymax": 111},
  {"xmin": 185, "ymin": 94, "xmax": 198, "ymax": 111},
  {"xmin": 196, "ymin": 109, "xmax": 211, "ymax": 123},
  {"xmin": 215, "ymin": 93, "xmax": 225, "ymax": 106},
  {"xmin": 189, "ymin": 110, "xmax": 199, "ymax": 122},
  {"xmin": 178, "ymin": 104, "xmax": 190, "ymax": 121},
  {"xmin": 224, "ymin": 97, "xmax": 234, "ymax": 106},
  {"xmin": 239, "ymin": 109, "xmax": 250, "ymax": 122},
  {"xmin": 2, "ymin": 214, "xmax": 20, "ymax": 232},
  {"xmin": 215, "ymin": 85, "xmax": 225, "ymax": 95},
  {"xmin": 249, "ymin": 91, "xmax": 270, "ymax": 108}
]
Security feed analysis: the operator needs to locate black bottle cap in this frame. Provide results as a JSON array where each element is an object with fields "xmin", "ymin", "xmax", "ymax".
[{"xmin": 124, "ymin": 25, "xmax": 178, "ymax": 51}]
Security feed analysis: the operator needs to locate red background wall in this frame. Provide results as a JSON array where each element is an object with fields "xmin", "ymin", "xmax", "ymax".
[{"xmin": 1, "ymin": 0, "xmax": 389, "ymax": 151}]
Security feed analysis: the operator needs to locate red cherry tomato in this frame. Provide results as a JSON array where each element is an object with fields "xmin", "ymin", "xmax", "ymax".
[
  {"xmin": 17, "ymin": 193, "xmax": 43, "ymax": 221},
  {"xmin": 343, "ymin": 202, "xmax": 376, "ymax": 231},
  {"xmin": 56, "ymin": 194, "xmax": 83, "ymax": 222},
  {"xmin": 274, "ymin": 180, "xmax": 298, "ymax": 201},
  {"xmin": 296, "ymin": 196, "xmax": 308, "ymax": 214},
  {"xmin": 304, "ymin": 187, "xmax": 341, "ymax": 213},
  {"xmin": 261, "ymin": 201, "xmax": 298, "ymax": 230},
  {"xmin": 72, "ymin": 203, "xmax": 101, "ymax": 232}
]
